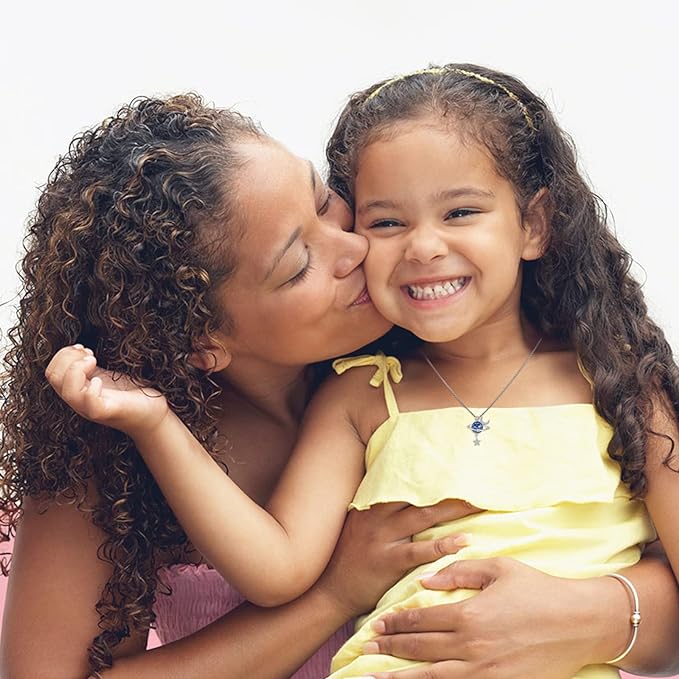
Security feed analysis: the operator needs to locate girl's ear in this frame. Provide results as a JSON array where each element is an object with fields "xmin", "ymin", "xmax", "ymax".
[
  {"xmin": 189, "ymin": 332, "xmax": 232, "ymax": 373},
  {"xmin": 521, "ymin": 187, "xmax": 551, "ymax": 261}
]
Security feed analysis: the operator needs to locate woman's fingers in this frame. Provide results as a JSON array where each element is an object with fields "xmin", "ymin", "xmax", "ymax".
[
  {"xmin": 374, "ymin": 603, "xmax": 462, "ymax": 635},
  {"xmin": 364, "ymin": 632, "xmax": 461, "ymax": 663},
  {"xmin": 396, "ymin": 535, "xmax": 470, "ymax": 571},
  {"xmin": 392, "ymin": 500, "xmax": 480, "ymax": 540},
  {"xmin": 419, "ymin": 558, "xmax": 503, "ymax": 591},
  {"xmin": 361, "ymin": 660, "xmax": 464, "ymax": 679}
]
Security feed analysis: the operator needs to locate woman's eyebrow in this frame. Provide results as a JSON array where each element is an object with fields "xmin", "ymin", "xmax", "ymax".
[
  {"xmin": 264, "ymin": 226, "xmax": 303, "ymax": 281},
  {"xmin": 263, "ymin": 162, "xmax": 315, "ymax": 282},
  {"xmin": 308, "ymin": 160, "xmax": 317, "ymax": 191}
]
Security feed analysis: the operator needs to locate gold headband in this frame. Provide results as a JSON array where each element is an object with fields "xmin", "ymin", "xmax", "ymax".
[{"xmin": 365, "ymin": 67, "xmax": 536, "ymax": 131}]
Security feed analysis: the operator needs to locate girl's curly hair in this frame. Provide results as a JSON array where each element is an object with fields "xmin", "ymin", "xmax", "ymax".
[
  {"xmin": 327, "ymin": 63, "xmax": 679, "ymax": 495},
  {"xmin": 0, "ymin": 93, "xmax": 263, "ymax": 671}
]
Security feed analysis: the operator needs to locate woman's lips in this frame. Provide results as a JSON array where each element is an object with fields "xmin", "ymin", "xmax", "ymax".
[{"xmin": 350, "ymin": 287, "xmax": 372, "ymax": 306}]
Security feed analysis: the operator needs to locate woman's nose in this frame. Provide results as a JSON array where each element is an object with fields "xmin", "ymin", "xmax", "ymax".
[
  {"xmin": 324, "ymin": 192, "xmax": 367, "ymax": 277},
  {"xmin": 333, "ymin": 229, "xmax": 369, "ymax": 278},
  {"xmin": 405, "ymin": 224, "xmax": 448, "ymax": 264}
]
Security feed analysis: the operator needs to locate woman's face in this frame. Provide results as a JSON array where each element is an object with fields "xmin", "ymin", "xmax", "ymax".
[{"xmin": 216, "ymin": 138, "xmax": 391, "ymax": 367}]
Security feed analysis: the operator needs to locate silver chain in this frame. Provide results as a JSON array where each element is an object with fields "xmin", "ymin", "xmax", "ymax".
[{"xmin": 421, "ymin": 337, "xmax": 543, "ymax": 420}]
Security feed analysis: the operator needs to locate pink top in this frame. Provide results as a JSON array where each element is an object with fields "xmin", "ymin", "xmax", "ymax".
[{"xmin": 154, "ymin": 563, "xmax": 352, "ymax": 678}]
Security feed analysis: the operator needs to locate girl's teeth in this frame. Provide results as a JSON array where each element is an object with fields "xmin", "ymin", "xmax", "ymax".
[{"xmin": 407, "ymin": 278, "xmax": 466, "ymax": 300}]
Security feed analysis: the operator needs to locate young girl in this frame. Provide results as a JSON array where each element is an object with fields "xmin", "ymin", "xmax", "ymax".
[{"xmin": 47, "ymin": 65, "xmax": 679, "ymax": 678}]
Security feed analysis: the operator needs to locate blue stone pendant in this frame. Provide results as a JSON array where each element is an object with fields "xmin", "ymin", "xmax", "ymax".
[{"xmin": 468, "ymin": 418, "xmax": 490, "ymax": 445}]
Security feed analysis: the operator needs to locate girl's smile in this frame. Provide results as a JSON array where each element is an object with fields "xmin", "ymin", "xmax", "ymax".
[{"xmin": 402, "ymin": 275, "xmax": 471, "ymax": 307}]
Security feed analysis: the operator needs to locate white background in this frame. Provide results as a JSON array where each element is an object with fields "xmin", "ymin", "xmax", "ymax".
[
  {"xmin": 1, "ymin": 4, "xmax": 678, "ymax": 672},
  {"xmin": 1, "ymin": 0, "xmax": 677, "ymax": 351}
]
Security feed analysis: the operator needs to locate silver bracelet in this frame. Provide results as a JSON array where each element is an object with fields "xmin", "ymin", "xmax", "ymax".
[{"xmin": 605, "ymin": 573, "xmax": 641, "ymax": 664}]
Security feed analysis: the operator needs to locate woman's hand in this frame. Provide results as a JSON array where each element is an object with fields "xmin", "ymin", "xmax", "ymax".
[
  {"xmin": 45, "ymin": 344, "xmax": 169, "ymax": 438},
  {"xmin": 315, "ymin": 500, "xmax": 478, "ymax": 621},
  {"xmin": 364, "ymin": 557, "xmax": 604, "ymax": 679}
]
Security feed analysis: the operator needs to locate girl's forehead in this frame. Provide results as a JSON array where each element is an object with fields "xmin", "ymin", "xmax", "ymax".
[
  {"xmin": 358, "ymin": 116, "xmax": 479, "ymax": 158},
  {"xmin": 356, "ymin": 123, "xmax": 487, "ymax": 173}
]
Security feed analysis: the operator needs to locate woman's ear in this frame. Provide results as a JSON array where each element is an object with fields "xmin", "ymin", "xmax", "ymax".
[
  {"xmin": 521, "ymin": 187, "xmax": 551, "ymax": 261},
  {"xmin": 189, "ymin": 333, "xmax": 232, "ymax": 373}
]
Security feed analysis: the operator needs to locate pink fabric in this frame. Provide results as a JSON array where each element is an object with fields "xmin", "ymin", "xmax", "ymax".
[
  {"xmin": 0, "ymin": 541, "xmax": 671, "ymax": 678},
  {"xmin": 153, "ymin": 563, "xmax": 352, "ymax": 677}
]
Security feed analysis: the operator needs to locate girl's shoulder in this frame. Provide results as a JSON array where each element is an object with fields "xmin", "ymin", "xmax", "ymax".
[{"xmin": 312, "ymin": 353, "xmax": 399, "ymax": 441}]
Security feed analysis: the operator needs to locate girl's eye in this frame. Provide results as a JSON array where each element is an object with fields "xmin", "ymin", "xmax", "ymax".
[
  {"xmin": 287, "ymin": 248, "xmax": 314, "ymax": 286},
  {"xmin": 446, "ymin": 208, "xmax": 477, "ymax": 220},
  {"xmin": 318, "ymin": 190, "xmax": 333, "ymax": 216},
  {"xmin": 369, "ymin": 218, "xmax": 404, "ymax": 229}
]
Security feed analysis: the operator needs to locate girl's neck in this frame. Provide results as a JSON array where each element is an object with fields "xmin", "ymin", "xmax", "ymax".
[
  {"xmin": 426, "ymin": 314, "xmax": 540, "ymax": 363},
  {"xmin": 215, "ymin": 358, "xmax": 311, "ymax": 428}
]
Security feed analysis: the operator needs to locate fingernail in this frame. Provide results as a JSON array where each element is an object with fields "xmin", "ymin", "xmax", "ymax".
[
  {"xmin": 453, "ymin": 532, "xmax": 472, "ymax": 546},
  {"xmin": 84, "ymin": 348, "xmax": 94, "ymax": 355},
  {"xmin": 363, "ymin": 641, "xmax": 379, "ymax": 654},
  {"xmin": 371, "ymin": 619, "xmax": 386, "ymax": 634},
  {"xmin": 415, "ymin": 571, "xmax": 438, "ymax": 581},
  {"xmin": 74, "ymin": 343, "xmax": 84, "ymax": 349}
]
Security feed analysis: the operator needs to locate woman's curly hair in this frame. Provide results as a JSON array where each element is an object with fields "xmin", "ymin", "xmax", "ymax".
[
  {"xmin": 327, "ymin": 62, "xmax": 679, "ymax": 495},
  {"xmin": 0, "ymin": 93, "xmax": 263, "ymax": 671}
]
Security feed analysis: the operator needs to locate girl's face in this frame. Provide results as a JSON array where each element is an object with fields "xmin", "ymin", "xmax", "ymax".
[
  {"xmin": 217, "ymin": 138, "xmax": 391, "ymax": 367},
  {"xmin": 353, "ymin": 119, "xmax": 544, "ymax": 344}
]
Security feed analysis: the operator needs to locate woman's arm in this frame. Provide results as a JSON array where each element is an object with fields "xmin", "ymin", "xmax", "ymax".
[
  {"xmin": 1, "ymin": 493, "xmax": 473, "ymax": 679},
  {"xmin": 643, "ymin": 394, "xmax": 679, "ymax": 582},
  {"xmin": 48, "ymin": 345, "xmax": 369, "ymax": 606},
  {"xmin": 361, "ymin": 548, "xmax": 679, "ymax": 678}
]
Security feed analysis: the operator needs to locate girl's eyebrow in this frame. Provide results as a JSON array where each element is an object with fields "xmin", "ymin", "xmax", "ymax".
[
  {"xmin": 433, "ymin": 187, "xmax": 495, "ymax": 202},
  {"xmin": 357, "ymin": 198, "xmax": 403, "ymax": 215},
  {"xmin": 357, "ymin": 187, "xmax": 495, "ymax": 215}
]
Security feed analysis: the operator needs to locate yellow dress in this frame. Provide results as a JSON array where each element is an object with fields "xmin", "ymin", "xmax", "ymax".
[{"xmin": 327, "ymin": 354, "xmax": 655, "ymax": 679}]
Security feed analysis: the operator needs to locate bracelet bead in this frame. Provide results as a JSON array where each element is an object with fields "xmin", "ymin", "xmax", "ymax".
[{"xmin": 605, "ymin": 573, "xmax": 641, "ymax": 665}]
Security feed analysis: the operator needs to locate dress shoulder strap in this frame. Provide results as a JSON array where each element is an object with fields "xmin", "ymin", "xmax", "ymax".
[{"xmin": 332, "ymin": 352, "xmax": 402, "ymax": 417}]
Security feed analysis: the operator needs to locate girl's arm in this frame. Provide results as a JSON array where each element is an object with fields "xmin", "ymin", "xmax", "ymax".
[
  {"xmin": 47, "ymin": 345, "xmax": 370, "ymax": 606},
  {"xmin": 1, "ymin": 490, "xmax": 473, "ymax": 679}
]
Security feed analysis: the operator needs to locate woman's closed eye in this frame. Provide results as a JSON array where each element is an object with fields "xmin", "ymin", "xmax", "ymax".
[
  {"xmin": 286, "ymin": 247, "xmax": 314, "ymax": 286},
  {"xmin": 318, "ymin": 189, "xmax": 333, "ymax": 216}
]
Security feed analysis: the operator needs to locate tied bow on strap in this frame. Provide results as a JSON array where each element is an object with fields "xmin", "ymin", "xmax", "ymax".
[{"xmin": 332, "ymin": 353, "xmax": 403, "ymax": 387}]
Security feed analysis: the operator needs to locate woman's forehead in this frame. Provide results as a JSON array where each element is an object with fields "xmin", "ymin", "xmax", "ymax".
[{"xmin": 229, "ymin": 141, "xmax": 317, "ymax": 279}]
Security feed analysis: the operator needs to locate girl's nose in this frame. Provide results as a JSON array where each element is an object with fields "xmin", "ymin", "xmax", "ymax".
[{"xmin": 405, "ymin": 224, "xmax": 448, "ymax": 264}]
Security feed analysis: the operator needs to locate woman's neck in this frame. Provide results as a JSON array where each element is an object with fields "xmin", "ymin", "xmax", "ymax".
[{"xmin": 215, "ymin": 357, "xmax": 311, "ymax": 428}]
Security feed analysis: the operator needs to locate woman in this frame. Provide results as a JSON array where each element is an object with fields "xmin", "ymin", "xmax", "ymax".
[{"xmin": 2, "ymin": 94, "xmax": 678, "ymax": 679}]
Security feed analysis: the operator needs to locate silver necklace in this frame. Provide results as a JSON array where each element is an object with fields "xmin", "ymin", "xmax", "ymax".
[{"xmin": 421, "ymin": 338, "xmax": 542, "ymax": 446}]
